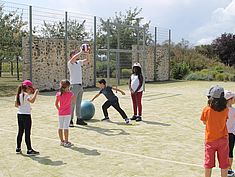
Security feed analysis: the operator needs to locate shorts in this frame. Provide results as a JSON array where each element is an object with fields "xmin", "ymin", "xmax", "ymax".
[
  {"xmin": 58, "ymin": 115, "xmax": 71, "ymax": 129},
  {"xmin": 204, "ymin": 137, "xmax": 229, "ymax": 169}
]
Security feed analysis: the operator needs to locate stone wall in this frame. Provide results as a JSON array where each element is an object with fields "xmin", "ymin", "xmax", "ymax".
[
  {"xmin": 22, "ymin": 37, "xmax": 94, "ymax": 90},
  {"xmin": 132, "ymin": 45, "xmax": 169, "ymax": 81}
]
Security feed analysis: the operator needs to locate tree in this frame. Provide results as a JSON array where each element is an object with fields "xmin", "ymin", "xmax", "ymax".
[
  {"xmin": 0, "ymin": 5, "xmax": 27, "ymax": 77},
  {"xmin": 40, "ymin": 19, "xmax": 86, "ymax": 40},
  {"xmin": 212, "ymin": 33, "xmax": 235, "ymax": 66},
  {"xmin": 97, "ymin": 7, "xmax": 153, "ymax": 49},
  {"xmin": 195, "ymin": 44, "xmax": 216, "ymax": 59}
]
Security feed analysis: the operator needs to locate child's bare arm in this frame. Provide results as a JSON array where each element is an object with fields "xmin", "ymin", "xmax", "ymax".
[
  {"xmin": 27, "ymin": 89, "xmax": 39, "ymax": 103},
  {"xmin": 55, "ymin": 97, "xmax": 60, "ymax": 110},
  {"xmin": 91, "ymin": 93, "xmax": 100, "ymax": 102},
  {"xmin": 112, "ymin": 87, "xmax": 125, "ymax": 95},
  {"xmin": 71, "ymin": 95, "xmax": 76, "ymax": 104}
]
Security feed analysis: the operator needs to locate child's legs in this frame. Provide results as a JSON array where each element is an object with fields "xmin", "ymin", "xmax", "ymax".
[
  {"xmin": 112, "ymin": 100, "xmax": 128, "ymax": 119},
  {"xmin": 63, "ymin": 115, "xmax": 71, "ymax": 142},
  {"xmin": 204, "ymin": 142, "xmax": 216, "ymax": 169},
  {"xmin": 17, "ymin": 114, "xmax": 25, "ymax": 148},
  {"xmin": 58, "ymin": 116, "xmax": 65, "ymax": 142},
  {"xmin": 131, "ymin": 93, "xmax": 137, "ymax": 115},
  {"xmin": 217, "ymin": 138, "xmax": 230, "ymax": 169},
  {"xmin": 24, "ymin": 115, "xmax": 32, "ymax": 150},
  {"xmin": 102, "ymin": 101, "xmax": 111, "ymax": 118},
  {"xmin": 136, "ymin": 91, "xmax": 143, "ymax": 116},
  {"xmin": 75, "ymin": 86, "xmax": 83, "ymax": 119},
  {"xmin": 228, "ymin": 133, "xmax": 235, "ymax": 169},
  {"xmin": 221, "ymin": 169, "xmax": 228, "ymax": 177},
  {"xmin": 205, "ymin": 168, "xmax": 212, "ymax": 177}
]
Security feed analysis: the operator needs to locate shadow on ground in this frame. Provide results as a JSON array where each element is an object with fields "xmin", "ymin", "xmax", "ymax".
[
  {"xmin": 69, "ymin": 146, "xmax": 101, "ymax": 156},
  {"xmin": 75, "ymin": 125, "xmax": 130, "ymax": 136},
  {"xmin": 21, "ymin": 154, "xmax": 66, "ymax": 166}
]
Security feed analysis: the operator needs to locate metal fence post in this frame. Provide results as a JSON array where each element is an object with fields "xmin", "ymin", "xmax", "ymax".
[
  {"xmin": 64, "ymin": 11, "xmax": 68, "ymax": 79},
  {"xmin": 29, "ymin": 5, "xmax": 33, "ymax": 81},
  {"xmin": 93, "ymin": 16, "xmax": 97, "ymax": 87},
  {"xmin": 107, "ymin": 20, "xmax": 110, "ymax": 85},
  {"xmin": 143, "ymin": 27, "xmax": 146, "ymax": 91},
  {"xmin": 168, "ymin": 29, "xmax": 171, "ymax": 80},
  {"xmin": 117, "ymin": 25, "xmax": 120, "ymax": 86},
  {"xmin": 154, "ymin": 27, "xmax": 157, "ymax": 81}
]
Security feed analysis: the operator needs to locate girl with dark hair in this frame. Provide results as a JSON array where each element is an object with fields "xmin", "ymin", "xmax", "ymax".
[
  {"xmin": 15, "ymin": 80, "xmax": 39, "ymax": 155},
  {"xmin": 55, "ymin": 79, "xmax": 75, "ymax": 147},
  {"xmin": 201, "ymin": 86, "xmax": 229, "ymax": 177},
  {"xmin": 129, "ymin": 62, "xmax": 144, "ymax": 121}
]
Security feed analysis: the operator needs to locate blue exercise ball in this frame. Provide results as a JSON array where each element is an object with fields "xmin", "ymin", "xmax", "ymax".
[{"xmin": 81, "ymin": 100, "xmax": 95, "ymax": 120}]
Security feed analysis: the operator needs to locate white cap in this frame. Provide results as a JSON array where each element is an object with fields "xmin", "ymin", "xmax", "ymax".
[
  {"xmin": 133, "ymin": 62, "xmax": 141, "ymax": 68},
  {"xmin": 224, "ymin": 90, "xmax": 235, "ymax": 100}
]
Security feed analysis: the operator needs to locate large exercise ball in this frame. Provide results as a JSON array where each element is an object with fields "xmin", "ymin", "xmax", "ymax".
[{"xmin": 81, "ymin": 100, "xmax": 95, "ymax": 120}]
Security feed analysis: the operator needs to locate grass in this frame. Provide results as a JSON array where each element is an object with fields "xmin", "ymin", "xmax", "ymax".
[{"xmin": 0, "ymin": 76, "xmax": 22, "ymax": 97}]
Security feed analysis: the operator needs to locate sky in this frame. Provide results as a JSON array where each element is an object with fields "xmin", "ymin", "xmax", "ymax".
[{"xmin": 4, "ymin": 0, "xmax": 235, "ymax": 45}]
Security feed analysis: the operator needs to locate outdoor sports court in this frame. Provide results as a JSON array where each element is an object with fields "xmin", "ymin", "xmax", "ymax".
[{"xmin": 0, "ymin": 81, "xmax": 233, "ymax": 177}]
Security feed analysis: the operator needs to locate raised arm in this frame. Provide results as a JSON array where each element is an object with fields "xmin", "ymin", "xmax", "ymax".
[
  {"xmin": 80, "ymin": 52, "xmax": 91, "ymax": 65},
  {"xmin": 27, "ymin": 89, "xmax": 39, "ymax": 103},
  {"xmin": 112, "ymin": 87, "xmax": 125, "ymax": 95},
  {"xmin": 69, "ymin": 49, "xmax": 82, "ymax": 64},
  {"xmin": 91, "ymin": 93, "xmax": 101, "ymax": 102}
]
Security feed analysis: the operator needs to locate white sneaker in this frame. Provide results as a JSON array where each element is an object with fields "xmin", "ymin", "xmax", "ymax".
[
  {"xmin": 64, "ymin": 142, "xmax": 73, "ymax": 147},
  {"xmin": 125, "ymin": 118, "xmax": 131, "ymax": 124}
]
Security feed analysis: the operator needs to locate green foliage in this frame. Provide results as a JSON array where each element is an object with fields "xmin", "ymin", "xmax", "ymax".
[
  {"xmin": 41, "ymin": 20, "xmax": 87, "ymax": 40},
  {"xmin": 0, "ymin": 5, "xmax": 27, "ymax": 60},
  {"xmin": 121, "ymin": 69, "xmax": 132, "ymax": 78},
  {"xmin": 186, "ymin": 67, "xmax": 235, "ymax": 81},
  {"xmin": 171, "ymin": 62, "xmax": 190, "ymax": 80},
  {"xmin": 97, "ymin": 7, "xmax": 153, "ymax": 49}
]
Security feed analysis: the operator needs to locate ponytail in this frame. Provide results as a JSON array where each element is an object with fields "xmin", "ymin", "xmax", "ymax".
[
  {"xmin": 16, "ymin": 84, "xmax": 27, "ymax": 106},
  {"xmin": 16, "ymin": 85, "xmax": 22, "ymax": 106}
]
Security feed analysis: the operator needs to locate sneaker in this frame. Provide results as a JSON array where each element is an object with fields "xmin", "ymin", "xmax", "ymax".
[
  {"xmin": 136, "ymin": 116, "xmax": 142, "ymax": 122},
  {"xmin": 69, "ymin": 120, "xmax": 74, "ymax": 127},
  {"xmin": 27, "ymin": 149, "xmax": 40, "ymax": 156},
  {"xmin": 60, "ymin": 141, "xmax": 64, "ymax": 146},
  {"xmin": 130, "ymin": 115, "xmax": 137, "ymax": 120},
  {"xmin": 228, "ymin": 170, "xmax": 234, "ymax": 177},
  {"xmin": 16, "ymin": 148, "xmax": 22, "ymax": 154},
  {"xmin": 101, "ymin": 117, "xmax": 110, "ymax": 121},
  {"xmin": 64, "ymin": 142, "xmax": 73, "ymax": 148},
  {"xmin": 76, "ymin": 119, "xmax": 87, "ymax": 125},
  {"xmin": 125, "ymin": 118, "xmax": 131, "ymax": 124}
]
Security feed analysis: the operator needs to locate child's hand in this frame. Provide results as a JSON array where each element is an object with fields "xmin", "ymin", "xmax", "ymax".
[
  {"xmin": 35, "ymin": 89, "xmax": 39, "ymax": 94},
  {"xmin": 130, "ymin": 89, "xmax": 134, "ymax": 94}
]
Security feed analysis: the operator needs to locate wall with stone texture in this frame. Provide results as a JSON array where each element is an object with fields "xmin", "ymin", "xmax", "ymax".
[
  {"xmin": 22, "ymin": 37, "xmax": 94, "ymax": 90},
  {"xmin": 132, "ymin": 45, "xmax": 169, "ymax": 81}
]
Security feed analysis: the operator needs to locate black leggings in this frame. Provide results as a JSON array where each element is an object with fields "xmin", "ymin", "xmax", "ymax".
[
  {"xmin": 102, "ymin": 99, "xmax": 127, "ymax": 119},
  {"xmin": 229, "ymin": 133, "xmax": 235, "ymax": 158},
  {"xmin": 17, "ymin": 114, "xmax": 32, "ymax": 150}
]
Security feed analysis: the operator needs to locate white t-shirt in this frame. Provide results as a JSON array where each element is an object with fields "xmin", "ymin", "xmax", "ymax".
[
  {"xmin": 68, "ymin": 60, "xmax": 83, "ymax": 85},
  {"xmin": 130, "ymin": 74, "xmax": 143, "ymax": 92},
  {"xmin": 17, "ymin": 93, "xmax": 31, "ymax": 114},
  {"xmin": 226, "ymin": 107, "xmax": 235, "ymax": 135}
]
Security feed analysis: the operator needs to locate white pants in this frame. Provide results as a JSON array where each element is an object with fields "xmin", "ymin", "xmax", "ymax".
[{"xmin": 58, "ymin": 115, "xmax": 71, "ymax": 129}]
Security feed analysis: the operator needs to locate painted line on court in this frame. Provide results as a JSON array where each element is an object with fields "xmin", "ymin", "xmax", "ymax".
[{"xmin": 0, "ymin": 127, "xmax": 202, "ymax": 168}]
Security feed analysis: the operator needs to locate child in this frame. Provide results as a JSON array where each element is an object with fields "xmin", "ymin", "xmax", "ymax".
[
  {"xmin": 91, "ymin": 79, "xmax": 130, "ymax": 124},
  {"xmin": 129, "ymin": 62, "xmax": 143, "ymax": 121},
  {"xmin": 224, "ymin": 91, "xmax": 235, "ymax": 177},
  {"xmin": 15, "ymin": 80, "xmax": 39, "ymax": 155},
  {"xmin": 201, "ymin": 86, "xmax": 229, "ymax": 177},
  {"xmin": 55, "ymin": 80, "xmax": 74, "ymax": 147}
]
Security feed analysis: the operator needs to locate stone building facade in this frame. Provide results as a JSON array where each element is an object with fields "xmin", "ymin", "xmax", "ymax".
[
  {"xmin": 22, "ymin": 37, "xmax": 94, "ymax": 90},
  {"xmin": 132, "ymin": 45, "xmax": 169, "ymax": 81}
]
